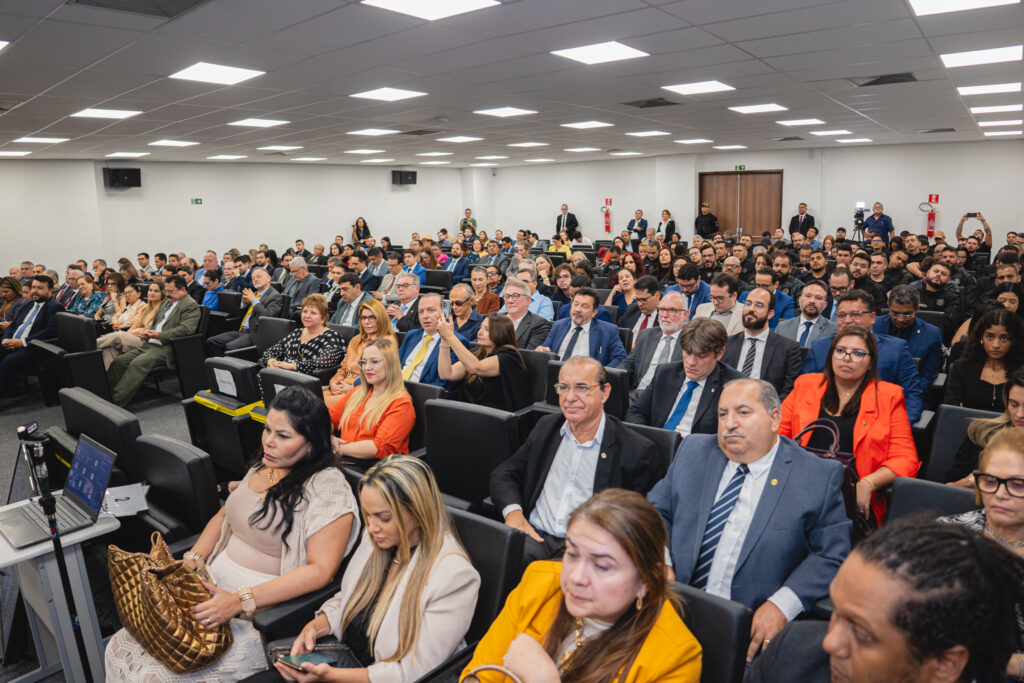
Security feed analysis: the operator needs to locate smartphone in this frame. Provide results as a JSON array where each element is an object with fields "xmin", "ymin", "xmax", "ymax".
[
  {"xmin": 276, "ymin": 653, "xmax": 333, "ymax": 671},
  {"xmin": 441, "ymin": 299, "xmax": 452, "ymax": 320},
  {"xmin": 966, "ymin": 212, "xmax": 978, "ymax": 218}
]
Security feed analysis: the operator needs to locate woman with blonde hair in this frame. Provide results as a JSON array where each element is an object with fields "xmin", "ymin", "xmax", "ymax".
[
  {"xmin": 94, "ymin": 281, "xmax": 165, "ymax": 369},
  {"xmin": 329, "ymin": 338, "xmax": 415, "ymax": 465},
  {"xmin": 251, "ymin": 455, "xmax": 480, "ymax": 683},
  {"xmin": 323, "ymin": 300, "xmax": 397, "ymax": 408}
]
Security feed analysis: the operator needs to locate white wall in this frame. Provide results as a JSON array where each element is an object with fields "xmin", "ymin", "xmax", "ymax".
[{"xmin": 2, "ymin": 138, "xmax": 1021, "ymax": 270}]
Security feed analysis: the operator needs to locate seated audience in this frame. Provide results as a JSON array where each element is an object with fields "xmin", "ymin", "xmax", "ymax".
[
  {"xmin": 665, "ymin": 263, "xmax": 711, "ymax": 318},
  {"xmin": 737, "ymin": 269, "xmax": 796, "ymax": 330},
  {"xmin": 105, "ymin": 386, "xmax": 359, "ymax": 682},
  {"xmin": 551, "ymin": 263, "xmax": 574, "ymax": 307},
  {"xmin": 490, "ymin": 357, "xmax": 662, "ymax": 563},
  {"xmin": 621, "ymin": 290, "xmax": 686, "ymax": 394},
  {"xmin": 469, "ymin": 265, "xmax": 501, "ymax": 314},
  {"xmin": 200, "ymin": 268, "xmax": 225, "ymax": 311},
  {"xmin": 605, "ymin": 267, "xmax": 637, "ymax": 315},
  {"xmin": 872, "ymin": 285, "xmax": 943, "ymax": 395},
  {"xmin": 206, "ymin": 267, "xmax": 284, "ymax": 356},
  {"xmin": 67, "ymin": 273, "xmax": 105, "ymax": 317},
  {"xmin": 502, "ymin": 277, "xmax": 551, "ymax": 351},
  {"xmin": 448, "ymin": 283, "xmax": 483, "ymax": 341},
  {"xmin": 282, "ymin": 257, "xmax": 321, "ymax": 314},
  {"xmin": 252, "ymin": 455, "xmax": 479, "ymax": 683},
  {"xmin": 619, "ymin": 275, "xmax": 662, "ymax": 347},
  {"xmin": 438, "ymin": 312, "xmax": 530, "ymax": 412},
  {"xmin": 398, "ymin": 293, "xmax": 465, "ymax": 390},
  {"xmin": 95, "ymin": 283, "xmax": 154, "ymax": 369},
  {"xmin": 0, "ymin": 275, "xmax": 62, "ymax": 394},
  {"xmin": 0, "ymin": 276, "xmax": 28, "ymax": 330},
  {"xmin": 464, "ymin": 489, "xmax": 702, "ymax": 683},
  {"xmin": 722, "ymin": 287, "xmax": 803, "ymax": 399},
  {"xmin": 508, "ymin": 268, "xmax": 554, "ymax": 321},
  {"xmin": 946, "ymin": 367, "xmax": 1024, "ymax": 485},
  {"xmin": 627, "ymin": 318, "xmax": 742, "ymax": 435},
  {"xmin": 386, "ymin": 272, "xmax": 421, "ymax": 332},
  {"xmin": 371, "ymin": 252, "xmax": 403, "ymax": 305},
  {"xmin": 328, "ymin": 273, "xmax": 373, "ymax": 327},
  {"xmin": 324, "ymin": 299, "xmax": 396, "ymax": 408},
  {"xmin": 945, "ymin": 307, "xmax": 1024, "ymax": 412},
  {"xmin": 537, "ymin": 287, "xmax": 626, "ymax": 367},
  {"xmin": 260, "ymin": 294, "xmax": 344, "ymax": 376},
  {"xmin": 94, "ymin": 272, "xmax": 126, "ymax": 325},
  {"xmin": 692, "ymin": 273, "xmax": 744, "ymax": 334},
  {"xmin": 780, "ymin": 325, "xmax": 920, "ymax": 522},
  {"xmin": 554, "ymin": 275, "xmax": 612, "ymax": 324},
  {"xmin": 648, "ymin": 378, "xmax": 851, "ymax": 662}
]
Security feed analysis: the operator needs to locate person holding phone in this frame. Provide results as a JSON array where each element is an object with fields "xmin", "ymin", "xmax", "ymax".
[{"xmin": 247, "ymin": 455, "xmax": 480, "ymax": 683}]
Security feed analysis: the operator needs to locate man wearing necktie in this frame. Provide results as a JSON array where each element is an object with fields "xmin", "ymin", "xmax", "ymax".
[
  {"xmin": 775, "ymin": 281, "xmax": 837, "ymax": 349},
  {"xmin": 787, "ymin": 203, "xmax": 815, "ymax": 237},
  {"xmin": 0, "ymin": 275, "xmax": 63, "ymax": 395},
  {"xmin": 396, "ymin": 293, "xmax": 465, "ymax": 390},
  {"xmin": 556, "ymin": 203, "xmax": 579, "ymax": 238},
  {"xmin": 205, "ymin": 267, "xmax": 283, "ymax": 356},
  {"xmin": 647, "ymin": 378, "xmax": 850, "ymax": 663}
]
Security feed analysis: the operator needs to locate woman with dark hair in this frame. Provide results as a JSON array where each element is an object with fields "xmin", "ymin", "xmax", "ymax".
[
  {"xmin": 0, "ymin": 276, "xmax": 26, "ymax": 328},
  {"xmin": 652, "ymin": 246, "xmax": 673, "ymax": 283},
  {"xmin": 534, "ymin": 254, "xmax": 556, "ymax": 295},
  {"xmin": 946, "ymin": 367, "xmax": 1024, "ymax": 485},
  {"xmin": 950, "ymin": 299, "xmax": 1004, "ymax": 360},
  {"xmin": 95, "ymin": 272, "xmax": 127, "ymax": 326},
  {"xmin": 552, "ymin": 263, "xmax": 574, "ymax": 307},
  {"xmin": 621, "ymin": 252, "xmax": 645, "ymax": 278},
  {"xmin": 470, "ymin": 266, "xmax": 502, "ymax": 315},
  {"xmin": 105, "ymin": 386, "xmax": 360, "ymax": 682},
  {"xmin": 779, "ymin": 325, "xmax": 920, "ymax": 522},
  {"xmin": 352, "ymin": 217, "xmax": 371, "ymax": 245},
  {"xmin": 380, "ymin": 236, "xmax": 392, "ymax": 252},
  {"xmin": 945, "ymin": 307, "xmax": 1024, "ymax": 412},
  {"xmin": 437, "ymin": 312, "xmax": 530, "ymax": 412},
  {"xmin": 463, "ymin": 489, "xmax": 702, "ymax": 682},
  {"xmin": 605, "ymin": 267, "xmax": 637, "ymax": 315},
  {"xmin": 418, "ymin": 249, "xmax": 440, "ymax": 271},
  {"xmin": 329, "ymin": 243, "xmax": 343, "ymax": 258},
  {"xmin": 265, "ymin": 249, "xmax": 280, "ymax": 270},
  {"xmin": 995, "ymin": 282, "xmax": 1024, "ymax": 321}
]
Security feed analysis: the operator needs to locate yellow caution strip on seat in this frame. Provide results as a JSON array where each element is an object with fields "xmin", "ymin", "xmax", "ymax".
[
  {"xmin": 248, "ymin": 409, "xmax": 267, "ymax": 424},
  {"xmin": 192, "ymin": 391, "xmax": 264, "ymax": 418}
]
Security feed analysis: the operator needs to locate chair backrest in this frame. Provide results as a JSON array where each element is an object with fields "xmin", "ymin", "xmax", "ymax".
[
  {"xmin": 195, "ymin": 305, "xmax": 211, "ymax": 337},
  {"xmin": 595, "ymin": 288, "xmax": 612, "ymax": 303},
  {"xmin": 448, "ymin": 507, "xmax": 525, "ymax": 643},
  {"xmin": 917, "ymin": 309, "xmax": 945, "ymax": 330},
  {"xmin": 671, "ymin": 582, "xmax": 752, "ymax": 683},
  {"xmin": 278, "ymin": 294, "xmax": 292, "ymax": 314},
  {"xmin": 924, "ymin": 404, "xmax": 1001, "ymax": 482},
  {"xmin": 601, "ymin": 304, "xmax": 620, "ymax": 324},
  {"xmin": 255, "ymin": 316, "xmax": 298, "ymax": 354},
  {"xmin": 328, "ymin": 324, "xmax": 360, "ymax": 345},
  {"xmin": 404, "ymin": 381, "xmax": 446, "ymax": 451},
  {"xmin": 56, "ymin": 312, "xmax": 98, "ymax": 352},
  {"xmin": 135, "ymin": 434, "xmax": 219, "ymax": 535},
  {"xmin": 217, "ymin": 291, "xmax": 242, "ymax": 314},
  {"xmin": 545, "ymin": 360, "xmax": 629, "ymax": 419},
  {"xmin": 593, "ymin": 276, "xmax": 609, "ymax": 289},
  {"xmin": 624, "ymin": 424, "xmax": 680, "ymax": 480},
  {"xmin": 204, "ymin": 356, "xmax": 262, "ymax": 403},
  {"xmin": 58, "ymin": 387, "xmax": 143, "ymax": 481},
  {"xmin": 423, "ymin": 399, "xmax": 519, "ymax": 504},
  {"xmin": 259, "ymin": 367, "xmax": 322, "ymax": 405},
  {"xmin": 520, "ymin": 349, "xmax": 558, "ymax": 404},
  {"xmin": 617, "ymin": 327, "xmax": 633, "ymax": 351},
  {"xmin": 424, "ymin": 269, "xmax": 453, "ymax": 291},
  {"xmin": 886, "ymin": 477, "xmax": 978, "ymax": 521},
  {"xmin": 545, "ymin": 252, "xmax": 566, "ymax": 266}
]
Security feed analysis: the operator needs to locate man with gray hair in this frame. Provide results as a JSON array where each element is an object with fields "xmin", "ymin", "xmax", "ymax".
[
  {"xmin": 387, "ymin": 272, "xmax": 421, "ymax": 332},
  {"xmin": 621, "ymin": 290, "xmax": 687, "ymax": 394},
  {"xmin": 502, "ymin": 277, "xmax": 550, "ymax": 350},
  {"xmin": 647, "ymin": 377, "xmax": 850, "ymax": 662},
  {"xmin": 501, "ymin": 266, "xmax": 554, "ymax": 320},
  {"xmin": 205, "ymin": 266, "xmax": 283, "ymax": 355},
  {"xmin": 872, "ymin": 284, "xmax": 943, "ymax": 393},
  {"xmin": 282, "ymin": 256, "xmax": 319, "ymax": 314},
  {"xmin": 55, "ymin": 267, "xmax": 82, "ymax": 308}
]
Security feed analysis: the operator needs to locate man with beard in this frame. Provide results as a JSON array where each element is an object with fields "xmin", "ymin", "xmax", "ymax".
[
  {"xmin": 773, "ymin": 254, "xmax": 804, "ymax": 299},
  {"xmin": 775, "ymin": 280, "xmax": 837, "ymax": 348},
  {"xmin": 801, "ymin": 249, "xmax": 830, "ymax": 284},
  {"xmin": 536, "ymin": 287, "xmax": 626, "ymax": 367},
  {"xmin": 848, "ymin": 251, "xmax": 886, "ymax": 311},
  {"xmin": 738, "ymin": 269, "xmax": 795, "ymax": 331},
  {"xmin": 910, "ymin": 258, "xmax": 964, "ymax": 344},
  {"xmin": 722, "ymin": 287, "xmax": 802, "ymax": 399},
  {"xmin": 621, "ymin": 290, "xmax": 687, "ymax": 394},
  {"xmin": 937, "ymin": 244, "xmax": 978, "ymax": 307},
  {"xmin": 873, "ymin": 285, "xmax": 943, "ymax": 397}
]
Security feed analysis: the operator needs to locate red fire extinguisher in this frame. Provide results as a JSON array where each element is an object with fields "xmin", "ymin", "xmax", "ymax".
[
  {"xmin": 602, "ymin": 198, "xmax": 612, "ymax": 233},
  {"xmin": 920, "ymin": 200, "xmax": 937, "ymax": 238}
]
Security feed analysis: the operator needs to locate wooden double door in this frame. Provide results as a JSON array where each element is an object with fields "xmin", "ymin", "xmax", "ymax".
[{"xmin": 698, "ymin": 170, "xmax": 783, "ymax": 237}]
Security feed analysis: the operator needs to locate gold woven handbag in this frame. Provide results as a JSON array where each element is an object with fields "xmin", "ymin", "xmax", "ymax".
[{"xmin": 108, "ymin": 532, "xmax": 233, "ymax": 674}]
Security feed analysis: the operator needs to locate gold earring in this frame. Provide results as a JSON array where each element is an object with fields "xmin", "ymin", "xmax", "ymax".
[{"xmin": 636, "ymin": 595, "xmax": 643, "ymax": 610}]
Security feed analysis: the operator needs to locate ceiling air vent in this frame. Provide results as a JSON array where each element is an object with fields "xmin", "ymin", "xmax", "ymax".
[
  {"xmin": 847, "ymin": 72, "xmax": 917, "ymax": 87},
  {"xmin": 916, "ymin": 128, "xmax": 956, "ymax": 134},
  {"xmin": 771, "ymin": 136, "xmax": 804, "ymax": 142},
  {"xmin": 401, "ymin": 129, "xmax": 439, "ymax": 136},
  {"xmin": 622, "ymin": 97, "xmax": 678, "ymax": 109},
  {"xmin": 68, "ymin": 0, "xmax": 211, "ymax": 18}
]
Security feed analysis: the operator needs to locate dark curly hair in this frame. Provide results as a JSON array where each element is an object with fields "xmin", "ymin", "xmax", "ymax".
[{"xmin": 962, "ymin": 307, "xmax": 1024, "ymax": 369}]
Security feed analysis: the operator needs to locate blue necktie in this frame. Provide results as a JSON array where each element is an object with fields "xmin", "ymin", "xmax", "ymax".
[
  {"xmin": 829, "ymin": 304, "xmax": 837, "ymax": 323},
  {"xmin": 14, "ymin": 303, "xmax": 41, "ymax": 340},
  {"xmin": 561, "ymin": 326, "xmax": 583, "ymax": 360},
  {"xmin": 798, "ymin": 321, "xmax": 812, "ymax": 347},
  {"xmin": 692, "ymin": 464, "xmax": 750, "ymax": 589},
  {"xmin": 664, "ymin": 380, "xmax": 699, "ymax": 431}
]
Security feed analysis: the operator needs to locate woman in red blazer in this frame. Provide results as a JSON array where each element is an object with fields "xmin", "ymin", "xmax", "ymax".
[{"xmin": 779, "ymin": 325, "xmax": 920, "ymax": 522}]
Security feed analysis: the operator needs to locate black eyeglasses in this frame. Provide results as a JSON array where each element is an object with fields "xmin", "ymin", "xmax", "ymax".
[{"xmin": 973, "ymin": 471, "xmax": 1024, "ymax": 498}]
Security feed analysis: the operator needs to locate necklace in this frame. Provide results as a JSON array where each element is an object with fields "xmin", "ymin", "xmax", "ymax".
[
  {"xmin": 985, "ymin": 522, "xmax": 1024, "ymax": 548},
  {"xmin": 258, "ymin": 468, "xmax": 281, "ymax": 506},
  {"xmin": 560, "ymin": 618, "xmax": 584, "ymax": 668}
]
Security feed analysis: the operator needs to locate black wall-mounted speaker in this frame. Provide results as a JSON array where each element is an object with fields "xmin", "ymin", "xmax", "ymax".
[
  {"xmin": 391, "ymin": 170, "xmax": 417, "ymax": 185},
  {"xmin": 103, "ymin": 168, "xmax": 142, "ymax": 187}
]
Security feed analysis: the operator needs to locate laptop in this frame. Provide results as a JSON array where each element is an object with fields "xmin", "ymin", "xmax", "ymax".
[{"xmin": 0, "ymin": 434, "xmax": 116, "ymax": 549}]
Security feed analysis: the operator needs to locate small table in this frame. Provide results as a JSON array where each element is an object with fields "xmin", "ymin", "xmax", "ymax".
[{"xmin": 0, "ymin": 498, "xmax": 119, "ymax": 683}]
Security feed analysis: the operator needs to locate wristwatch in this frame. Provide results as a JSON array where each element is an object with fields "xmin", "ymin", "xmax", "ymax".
[{"xmin": 238, "ymin": 586, "xmax": 257, "ymax": 618}]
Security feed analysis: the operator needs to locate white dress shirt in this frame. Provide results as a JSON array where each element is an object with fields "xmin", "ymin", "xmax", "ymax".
[
  {"xmin": 337, "ymin": 299, "xmax": 359, "ymax": 327},
  {"xmin": 557, "ymin": 319, "xmax": 592, "ymax": 360},
  {"xmin": 738, "ymin": 327, "xmax": 770, "ymax": 379},
  {"xmin": 148, "ymin": 300, "xmax": 179, "ymax": 345},
  {"xmin": 404, "ymin": 333, "xmax": 440, "ymax": 383},
  {"xmin": 630, "ymin": 311, "xmax": 658, "ymax": 346},
  {"xmin": 638, "ymin": 329, "xmax": 680, "ymax": 391},
  {"xmin": 666, "ymin": 375, "xmax": 706, "ymax": 437},
  {"xmin": 704, "ymin": 438, "xmax": 803, "ymax": 621}
]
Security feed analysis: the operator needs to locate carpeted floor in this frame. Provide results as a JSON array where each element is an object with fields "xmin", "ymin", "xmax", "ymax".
[{"xmin": 0, "ymin": 376, "xmax": 194, "ymax": 681}]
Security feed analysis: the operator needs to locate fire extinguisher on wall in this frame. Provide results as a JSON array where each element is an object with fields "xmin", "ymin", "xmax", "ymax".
[
  {"xmin": 919, "ymin": 200, "xmax": 937, "ymax": 238},
  {"xmin": 601, "ymin": 197, "xmax": 612, "ymax": 233}
]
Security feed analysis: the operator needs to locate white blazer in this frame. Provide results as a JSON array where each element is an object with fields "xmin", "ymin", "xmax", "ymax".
[{"xmin": 692, "ymin": 301, "xmax": 744, "ymax": 335}]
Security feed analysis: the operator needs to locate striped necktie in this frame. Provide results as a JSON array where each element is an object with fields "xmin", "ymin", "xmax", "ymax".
[{"xmin": 691, "ymin": 464, "xmax": 750, "ymax": 589}]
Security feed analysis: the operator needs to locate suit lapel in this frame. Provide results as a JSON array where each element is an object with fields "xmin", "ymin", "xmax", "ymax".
[
  {"xmin": 691, "ymin": 364, "xmax": 721, "ymax": 428},
  {"xmin": 688, "ymin": 451, "xmax": 729, "ymax": 580},
  {"xmin": 593, "ymin": 419, "xmax": 619, "ymax": 488},
  {"xmin": 656, "ymin": 366, "xmax": 686, "ymax": 425},
  {"xmin": 853, "ymin": 381, "xmax": 880, "ymax": 453},
  {"xmin": 736, "ymin": 442, "xmax": 792, "ymax": 571}
]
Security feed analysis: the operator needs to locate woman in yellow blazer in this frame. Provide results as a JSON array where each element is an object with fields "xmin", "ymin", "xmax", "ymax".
[{"xmin": 463, "ymin": 489, "xmax": 701, "ymax": 683}]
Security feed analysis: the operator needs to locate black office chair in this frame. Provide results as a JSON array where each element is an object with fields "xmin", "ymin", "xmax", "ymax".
[
  {"xmin": 625, "ymin": 423, "xmax": 680, "ymax": 479},
  {"xmin": 425, "ymin": 269, "xmax": 454, "ymax": 292},
  {"xmin": 208, "ymin": 291, "xmax": 243, "ymax": 336},
  {"xmin": 29, "ymin": 312, "xmax": 102, "ymax": 404},
  {"xmin": 671, "ymin": 582, "xmax": 752, "ymax": 683},
  {"xmin": 132, "ymin": 435, "xmax": 220, "ymax": 544},
  {"xmin": 917, "ymin": 309, "xmax": 945, "ymax": 331},
  {"xmin": 617, "ymin": 327, "xmax": 633, "ymax": 352},
  {"xmin": 601, "ymin": 304, "xmax": 620, "ymax": 324},
  {"xmin": 225, "ymin": 316, "xmax": 297, "ymax": 363},
  {"xmin": 328, "ymin": 324, "xmax": 360, "ymax": 345},
  {"xmin": 544, "ymin": 360, "xmax": 629, "ymax": 420},
  {"xmin": 404, "ymin": 381, "xmax": 447, "ymax": 452},
  {"xmin": 520, "ymin": 349, "xmax": 557, "ymax": 405},
  {"xmin": 593, "ymin": 276, "xmax": 609, "ymax": 289},
  {"xmin": 148, "ymin": 305, "xmax": 212, "ymax": 399},
  {"xmin": 886, "ymin": 477, "xmax": 978, "ymax": 521},
  {"xmin": 923, "ymin": 404, "xmax": 1000, "ymax": 482}
]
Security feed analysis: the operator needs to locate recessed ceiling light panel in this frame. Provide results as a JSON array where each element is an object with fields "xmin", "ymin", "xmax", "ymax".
[
  {"xmin": 978, "ymin": 119, "xmax": 1024, "ymax": 126},
  {"xmin": 291, "ymin": 157, "xmax": 327, "ymax": 161},
  {"xmin": 837, "ymin": 138, "xmax": 873, "ymax": 143},
  {"xmin": 420, "ymin": 161, "xmax": 450, "ymax": 165},
  {"xmin": 476, "ymin": 155, "xmax": 509, "ymax": 159},
  {"xmin": 345, "ymin": 149, "xmax": 386, "ymax": 154},
  {"xmin": 169, "ymin": 62, "xmax": 265, "ymax": 85},
  {"xmin": 149, "ymin": 139, "xmax": 198, "ymax": 147},
  {"xmin": 258, "ymin": 145, "xmax": 303, "ymax": 151},
  {"xmin": 474, "ymin": 107, "xmax": 537, "ymax": 117},
  {"xmin": 0, "ymin": 151, "xmax": 31, "ymax": 157},
  {"xmin": 729, "ymin": 104, "xmax": 787, "ymax": 114},
  {"xmin": 71, "ymin": 108, "xmax": 141, "ymax": 119},
  {"xmin": 437, "ymin": 136, "xmax": 483, "ymax": 143},
  {"xmin": 347, "ymin": 128, "xmax": 400, "ymax": 136},
  {"xmin": 625, "ymin": 131, "xmax": 669, "ymax": 137},
  {"xmin": 361, "ymin": 0, "xmax": 499, "ymax": 21},
  {"xmin": 551, "ymin": 41, "xmax": 649, "ymax": 65},
  {"xmin": 507, "ymin": 142, "xmax": 547, "ymax": 147},
  {"xmin": 958, "ymin": 82, "xmax": 1021, "ymax": 95},
  {"xmin": 776, "ymin": 119, "xmax": 825, "ymax": 126},
  {"xmin": 609, "ymin": 151, "xmax": 642, "ymax": 156},
  {"xmin": 14, "ymin": 137, "xmax": 69, "ymax": 143},
  {"xmin": 524, "ymin": 158, "xmax": 555, "ymax": 162},
  {"xmin": 417, "ymin": 152, "xmax": 453, "ymax": 157},
  {"xmin": 207, "ymin": 154, "xmax": 247, "ymax": 160},
  {"xmin": 564, "ymin": 147, "xmax": 601, "ymax": 152},
  {"xmin": 713, "ymin": 145, "xmax": 747, "ymax": 150},
  {"xmin": 940, "ymin": 45, "xmax": 1022, "ymax": 68},
  {"xmin": 561, "ymin": 121, "xmax": 613, "ymax": 129},
  {"xmin": 661, "ymin": 80, "xmax": 734, "ymax": 96},
  {"xmin": 0, "ymin": 41, "xmax": 8, "ymax": 53},
  {"xmin": 229, "ymin": 118, "xmax": 288, "ymax": 128},
  {"xmin": 360, "ymin": 158, "xmax": 396, "ymax": 162},
  {"xmin": 984, "ymin": 129, "xmax": 1023, "ymax": 135},
  {"xmin": 350, "ymin": 86, "xmax": 427, "ymax": 101},
  {"xmin": 971, "ymin": 104, "xmax": 1023, "ymax": 113},
  {"xmin": 105, "ymin": 152, "xmax": 149, "ymax": 157},
  {"xmin": 910, "ymin": 0, "xmax": 1019, "ymax": 15},
  {"xmin": 675, "ymin": 138, "xmax": 713, "ymax": 144},
  {"xmin": 810, "ymin": 129, "xmax": 853, "ymax": 136},
  {"xmin": 470, "ymin": 162, "xmax": 498, "ymax": 167}
]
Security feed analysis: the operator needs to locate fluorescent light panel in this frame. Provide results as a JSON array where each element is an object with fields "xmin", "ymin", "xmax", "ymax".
[
  {"xmin": 360, "ymin": 158, "xmax": 395, "ymax": 162},
  {"xmin": 971, "ymin": 104, "xmax": 1023, "ymax": 113},
  {"xmin": 229, "ymin": 118, "xmax": 288, "ymax": 128},
  {"xmin": 713, "ymin": 145, "xmax": 747, "ymax": 150},
  {"xmin": 551, "ymin": 41, "xmax": 648, "ymax": 65},
  {"xmin": 476, "ymin": 155, "xmax": 508, "ymax": 159},
  {"xmin": 361, "ymin": 0, "xmax": 499, "ymax": 21},
  {"xmin": 350, "ymin": 86, "xmax": 427, "ymax": 101},
  {"xmin": 71, "ymin": 108, "xmax": 141, "ymax": 119},
  {"xmin": 14, "ymin": 137, "xmax": 68, "ymax": 143},
  {"xmin": 0, "ymin": 151, "xmax": 31, "ymax": 157},
  {"xmin": 291, "ymin": 157, "xmax": 327, "ymax": 161},
  {"xmin": 909, "ymin": 0, "xmax": 1019, "ymax": 15},
  {"xmin": 106, "ymin": 152, "xmax": 148, "ymax": 157},
  {"xmin": 675, "ymin": 138, "xmax": 713, "ymax": 144},
  {"xmin": 662, "ymin": 80, "xmax": 734, "ymax": 96},
  {"xmin": 470, "ymin": 162, "xmax": 498, "ymax": 167},
  {"xmin": 837, "ymin": 138, "xmax": 873, "ymax": 143},
  {"xmin": 777, "ymin": 118, "xmax": 825, "ymax": 126},
  {"xmin": 507, "ymin": 142, "xmax": 547, "ymax": 147},
  {"xmin": 940, "ymin": 45, "xmax": 1022, "ymax": 68},
  {"xmin": 347, "ymin": 128, "xmax": 399, "ymax": 136},
  {"xmin": 420, "ymin": 161, "xmax": 450, "ymax": 165},
  {"xmin": 345, "ymin": 149, "xmax": 386, "ymax": 154},
  {"xmin": 610, "ymin": 151, "xmax": 641, "ymax": 156},
  {"xmin": 149, "ymin": 139, "xmax": 198, "ymax": 147},
  {"xmin": 258, "ymin": 145, "xmax": 303, "ymax": 151},
  {"xmin": 729, "ymin": 103, "xmax": 787, "ymax": 113},
  {"xmin": 564, "ymin": 147, "xmax": 601, "ymax": 152},
  {"xmin": 810, "ymin": 129, "xmax": 853, "ymax": 136},
  {"xmin": 958, "ymin": 82, "xmax": 1021, "ymax": 95},
  {"xmin": 524, "ymin": 158, "xmax": 554, "ymax": 162},
  {"xmin": 0, "ymin": 41, "xmax": 8, "ymax": 53},
  {"xmin": 984, "ymin": 129, "xmax": 1022, "ymax": 135},
  {"xmin": 169, "ymin": 62, "xmax": 264, "ymax": 85},
  {"xmin": 437, "ymin": 136, "xmax": 482, "ymax": 143},
  {"xmin": 561, "ymin": 120, "xmax": 613, "ymax": 129},
  {"xmin": 978, "ymin": 119, "xmax": 1023, "ymax": 126},
  {"xmin": 207, "ymin": 154, "xmax": 246, "ymax": 160},
  {"xmin": 417, "ymin": 152, "xmax": 453, "ymax": 157},
  {"xmin": 474, "ymin": 107, "xmax": 537, "ymax": 117},
  {"xmin": 626, "ymin": 130, "xmax": 669, "ymax": 137}
]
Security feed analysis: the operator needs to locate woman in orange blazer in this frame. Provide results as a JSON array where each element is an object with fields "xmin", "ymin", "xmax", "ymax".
[
  {"xmin": 462, "ymin": 489, "xmax": 701, "ymax": 683},
  {"xmin": 779, "ymin": 325, "xmax": 920, "ymax": 523}
]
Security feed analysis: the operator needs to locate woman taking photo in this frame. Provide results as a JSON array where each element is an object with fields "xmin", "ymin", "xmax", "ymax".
[
  {"xmin": 469, "ymin": 266, "xmax": 501, "ymax": 315},
  {"xmin": 946, "ymin": 368, "xmax": 1024, "ymax": 486},
  {"xmin": 68, "ymin": 273, "xmax": 105, "ymax": 318},
  {"xmin": 779, "ymin": 324, "xmax": 920, "ymax": 523},
  {"xmin": 463, "ymin": 489, "xmax": 702, "ymax": 683},
  {"xmin": 329, "ymin": 339, "xmax": 415, "ymax": 466},
  {"xmin": 105, "ymin": 387, "xmax": 360, "ymax": 682},
  {"xmin": 251, "ymin": 455, "xmax": 480, "ymax": 683},
  {"xmin": 945, "ymin": 307, "xmax": 1024, "ymax": 412},
  {"xmin": 437, "ymin": 312, "xmax": 531, "ymax": 412},
  {"xmin": 324, "ymin": 300, "xmax": 397, "ymax": 408},
  {"xmin": 606, "ymin": 268, "xmax": 638, "ymax": 316},
  {"xmin": 261, "ymin": 294, "xmax": 345, "ymax": 377}
]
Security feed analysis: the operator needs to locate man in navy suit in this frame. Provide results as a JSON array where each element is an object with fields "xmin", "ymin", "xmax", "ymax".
[
  {"xmin": 0, "ymin": 275, "xmax": 64, "ymax": 394},
  {"xmin": 350, "ymin": 251, "xmax": 380, "ymax": 293},
  {"xmin": 665, "ymin": 263, "xmax": 711, "ymax": 318},
  {"xmin": 397, "ymin": 292, "xmax": 466, "ymax": 390},
  {"xmin": 647, "ymin": 378, "xmax": 850, "ymax": 662},
  {"xmin": 802, "ymin": 290, "xmax": 924, "ymax": 422},
  {"xmin": 873, "ymin": 285, "xmax": 944, "ymax": 398},
  {"xmin": 537, "ymin": 287, "xmax": 626, "ymax": 367},
  {"xmin": 444, "ymin": 242, "xmax": 471, "ymax": 282}
]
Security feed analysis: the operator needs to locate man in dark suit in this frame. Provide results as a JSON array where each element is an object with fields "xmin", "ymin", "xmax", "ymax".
[
  {"xmin": 387, "ymin": 272, "xmax": 421, "ymax": 332},
  {"xmin": 647, "ymin": 378, "xmax": 850, "ymax": 662},
  {"xmin": 621, "ymin": 290, "xmax": 686, "ymax": 393},
  {"xmin": 350, "ymin": 252, "xmax": 380, "ymax": 293},
  {"xmin": 282, "ymin": 257, "xmax": 321, "ymax": 315},
  {"xmin": 802, "ymin": 289, "xmax": 924, "ymax": 422},
  {"xmin": 328, "ymin": 273, "xmax": 374, "ymax": 327},
  {"xmin": 205, "ymin": 267, "xmax": 283, "ymax": 356},
  {"xmin": 500, "ymin": 278, "xmax": 551, "ymax": 350},
  {"xmin": 491, "ymin": 357, "xmax": 663, "ymax": 563},
  {"xmin": 481, "ymin": 240, "xmax": 510, "ymax": 273},
  {"xmin": 626, "ymin": 318, "xmax": 743, "ymax": 435},
  {"xmin": 619, "ymin": 275, "xmax": 661, "ymax": 345},
  {"xmin": 787, "ymin": 203, "xmax": 815, "ymax": 236},
  {"xmin": 0, "ymin": 275, "xmax": 63, "ymax": 394},
  {"xmin": 872, "ymin": 285, "xmax": 944, "ymax": 395},
  {"xmin": 775, "ymin": 280, "xmax": 836, "ymax": 348},
  {"xmin": 397, "ymin": 293, "xmax": 465, "ymax": 390},
  {"xmin": 177, "ymin": 266, "xmax": 205, "ymax": 304},
  {"xmin": 443, "ymin": 242, "xmax": 471, "ymax": 283},
  {"xmin": 556, "ymin": 203, "xmax": 579, "ymax": 238},
  {"xmin": 537, "ymin": 288, "xmax": 626, "ymax": 367},
  {"xmin": 722, "ymin": 287, "xmax": 803, "ymax": 399}
]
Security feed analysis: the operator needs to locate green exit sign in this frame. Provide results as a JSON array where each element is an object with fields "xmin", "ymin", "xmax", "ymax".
[
  {"xmin": 191, "ymin": 198, "xmax": 203, "ymax": 205},
  {"xmin": 734, "ymin": 164, "xmax": 746, "ymax": 171}
]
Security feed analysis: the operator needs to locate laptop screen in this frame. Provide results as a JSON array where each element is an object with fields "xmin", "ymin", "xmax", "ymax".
[{"xmin": 64, "ymin": 435, "xmax": 116, "ymax": 514}]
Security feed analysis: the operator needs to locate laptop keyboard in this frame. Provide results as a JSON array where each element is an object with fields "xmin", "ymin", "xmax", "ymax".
[{"xmin": 21, "ymin": 498, "xmax": 86, "ymax": 533}]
